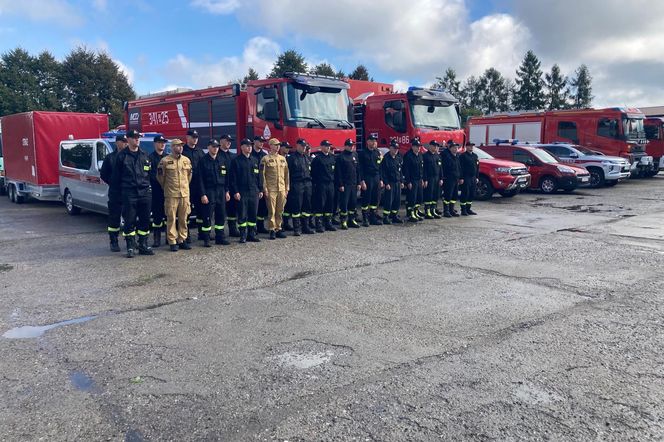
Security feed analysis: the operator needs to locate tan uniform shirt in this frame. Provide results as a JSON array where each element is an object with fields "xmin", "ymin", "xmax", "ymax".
[
  {"xmin": 157, "ymin": 154, "xmax": 192, "ymax": 197},
  {"xmin": 260, "ymin": 152, "xmax": 289, "ymax": 193}
]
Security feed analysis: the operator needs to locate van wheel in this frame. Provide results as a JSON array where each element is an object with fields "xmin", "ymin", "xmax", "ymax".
[
  {"xmin": 539, "ymin": 176, "xmax": 558, "ymax": 194},
  {"xmin": 475, "ymin": 176, "xmax": 494, "ymax": 200},
  {"xmin": 64, "ymin": 190, "xmax": 81, "ymax": 215},
  {"xmin": 588, "ymin": 168, "xmax": 605, "ymax": 188}
]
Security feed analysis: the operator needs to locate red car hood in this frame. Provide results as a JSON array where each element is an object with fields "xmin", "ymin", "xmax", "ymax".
[{"xmin": 480, "ymin": 158, "xmax": 527, "ymax": 168}]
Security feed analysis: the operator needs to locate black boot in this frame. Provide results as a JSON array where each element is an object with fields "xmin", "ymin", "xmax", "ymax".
[
  {"xmin": 382, "ymin": 212, "xmax": 392, "ymax": 224},
  {"xmin": 292, "ymin": 218, "xmax": 301, "ymax": 236},
  {"xmin": 138, "ymin": 235, "xmax": 155, "ymax": 255},
  {"xmin": 415, "ymin": 207, "xmax": 425, "ymax": 221},
  {"xmin": 361, "ymin": 210, "xmax": 370, "ymax": 227},
  {"xmin": 407, "ymin": 208, "xmax": 418, "ymax": 223},
  {"xmin": 152, "ymin": 229, "xmax": 162, "ymax": 248},
  {"xmin": 450, "ymin": 203, "xmax": 460, "ymax": 217},
  {"xmin": 425, "ymin": 205, "xmax": 435, "ymax": 219},
  {"xmin": 315, "ymin": 216, "xmax": 325, "ymax": 233},
  {"xmin": 340, "ymin": 215, "xmax": 348, "ymax": 230},
  {"xmin": 282, "ymin": 216, "xmax": 293, "ymax": 231},
  {"xmin": 109, "ymin": 232, "xmax": 121, "ymax": 252},
  {"xmin": 461, "ymin": 205, "xmax": 468, "ymax": 216},
  {"xmin": 324, "ymin": 216, "xmax": 337, "ymax": 232},
  {"xmin": 269, "ymin": 230, "xmax": 276, "ymax": 240},
  {"xmin": 186, "ymin": 228, "xmax": 192, "ymax": 243},
  {"xmin": 228, "ymin": 220, "xmax": 240, "ymax": 237},
  {"xmin": 202, "ymin": 232, "xmax": 212, "ymax": 247},
  {"xmin": 467, "ymin": 204, "xmax": 477, "ymax": 215},
  {"xmin": 432, "ymin": 206, "xmax": 442, "ymax": 219},
  {"xmin": 349, "ymin": 213, "xmax": 361, "ymax": 228},
  {"xmin": 331, "ymin": 215, "xmax": 341, "ymax": 225},
  {"xmin": 276, "ymin": 230, "xmax": 287, "ymax": 239},
  {"xmin": 443, "ymin": 203, "xmax": 452, "ymax": 218},
  {"xmin": 309, "ymin": 217, "xmax": 316, "ymax": 231},
  {"xmin": 215, "ymin": 229, "xmax": 230, "ymax": 245},
  {"xmin": 197, "ymin": 225, "xmax": 204, "ymax": 240},
  {"xmin": 239, "ymin": 227, "xmax": 247, "ymax": 243},
  {"xmin": 257, "ymin": 220, "xmax": 269, "ymax": 234},
  {"xmin": 302, "ymin": 218, "xmax": 315, "ymax": 234},
  {"xmin": 391, "ymin": 213, "xmax": 404, "ymax": 224},
  {"xmin": 125, "ymin": 236, "xmax": 135, "ymax": 258},
  {"xmin": 248, "ymin": 226, "xmax": 261, "ymax": 242},
  {"xmin": 370, "ymin": 211, "xmax": 382, "ymax": 225}
]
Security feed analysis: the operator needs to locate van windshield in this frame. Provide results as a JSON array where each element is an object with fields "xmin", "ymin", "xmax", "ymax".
[{"xmin": 531, "ymin": 148, "xmax": 559, "ymax": 164}]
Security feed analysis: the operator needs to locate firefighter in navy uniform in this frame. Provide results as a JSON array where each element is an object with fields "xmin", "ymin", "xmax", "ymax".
[
  {"xmin": 422, "ymin": 140, "xmax": 443, "ymax": 219},
  {"xmin": 100, "ymin": 134, "xmax": 128, "ymax": 252},
  {"xmin": 380, "ymin": 139, "xmax": 404, "ymax": 224},
  {"xmin": 148, "ymin": 135, "xmax": 168, "ymax": 247},
  {"xmin": 358, "ymin": 134, "xmax": 384, "ymax": 227},
  {"xmin": 229, "ymin": 138, "xmax": 263, "ymax": 243},
  {"xmin": 251, "ymin": 136, "xmax": 269, "ymax": 234},
  {"xmin": 441, "ymin": 140, "xmax": 462, "ymax": 218},
  {"xmin": 218, "ymin": 134, "xmax": 239, "ymax": 237},
  {"xmin": 403, "ymin": 138, "xmax": 425, "ymax": 222},
  {"xmin": 335, "ymin": 138, "xmax": 361, "ymax": 229},
  {"xmin": 198, "ymin": 139, "xmax": 231, "ymax": 247},
  {"xmin": 182, "ymin": 129, "xmax": 205, "ymax": 241},
  {"xmin": 311, "ymin": 139, "xmax": 337, "ymax": 232},
  {"xmin": 459, "ymin": 142, "xmax": 479, "ymax": 216},
  {"xmin": 286, "ymin": 138, "xmax": 315, "ymax": 236},
  {"xmin": 279, "ymin": 141, "xmax": 294, "ymax": 231},
  {"xmin": 304, "ymin": 144, "xmax": 317, "ymax": 232},
  {"xmin": 111, "ymin": 129, "xmax": 154, "ymax": 258}
]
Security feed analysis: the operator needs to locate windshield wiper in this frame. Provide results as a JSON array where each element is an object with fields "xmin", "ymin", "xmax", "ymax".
[
  {"xmin": 329, "ymin": 118, "xmax": 353, "ymax": 129},
  {"xmin": 415, "ymin": 124, "xmax": 440, "ymax": 129},
  {"xmin": 439, "ymin": 125, "xmax": 460, "ymax": 130},
  {"xmin": 294, "ymin": 116, "xmax": 326, "ymax": 128}
]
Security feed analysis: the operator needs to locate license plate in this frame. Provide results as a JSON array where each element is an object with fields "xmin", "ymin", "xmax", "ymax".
[
  {"xmin": 517, "ymin": 177, "xmax": 528, "ymax": 183},
  {"xmin": 581, "ymin": 177, "xmax": 589, "ymax": 182}
]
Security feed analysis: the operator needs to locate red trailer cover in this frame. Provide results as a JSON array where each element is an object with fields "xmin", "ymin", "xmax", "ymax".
[{"xmin": 2, "ymin": 112, "xmax": 108, "ymax": 186}]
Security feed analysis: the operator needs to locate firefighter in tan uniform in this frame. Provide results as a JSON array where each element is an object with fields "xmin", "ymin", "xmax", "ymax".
[
  {"xmin": 261, "ymin": 138, "xmax": 290, "ymax": 240},
  {"xmin": 157, "ymin": 139, "xmax": 193, "ymax": 251}
]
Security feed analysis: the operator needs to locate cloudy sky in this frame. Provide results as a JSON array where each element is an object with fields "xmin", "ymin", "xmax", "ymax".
[{"xmin": 0, "ymin": 0, "xmax": 662, "ymax": 107}]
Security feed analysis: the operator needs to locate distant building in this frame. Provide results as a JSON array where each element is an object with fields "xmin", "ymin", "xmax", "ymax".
[{"xmin": 638, "ymin": 106, "xmax": 664, "ymax": 117}]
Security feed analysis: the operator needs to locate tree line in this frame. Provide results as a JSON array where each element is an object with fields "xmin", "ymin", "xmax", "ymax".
[{"xmin": 0, "ymin": 47, "xmax": 135, "ymax": 127}]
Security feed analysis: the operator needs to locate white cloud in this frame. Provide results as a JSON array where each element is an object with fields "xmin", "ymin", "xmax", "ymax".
[
  {"xmin": 0, "ymin": 0, "xmax": 83, "ymax": 25},
  {"xmin": 392, "ymin": 80, "xmax": 410, "ymax": 93},
  {"xmin": 114, "ymin": 59, "xmax": 135, "ymax": 84},
  {"xmin": 190, "ymin": 0, "xmax": 240, "ymax": 14},
  {"xmin": 163, "ymin": 36, "xmax": 280, "ymax": 89}
]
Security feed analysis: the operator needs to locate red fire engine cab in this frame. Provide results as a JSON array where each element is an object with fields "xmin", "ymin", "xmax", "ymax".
[
  {"xmin": 125, "ymin": 73, "xmax": 355, "ymax": 151},
  {"xmin": 645, "ymin": 117, "xmax": 664, "ymax": 176},
  {"xmin": 467, "ymin": 108, "xmax": 653, "ymax": 176}
]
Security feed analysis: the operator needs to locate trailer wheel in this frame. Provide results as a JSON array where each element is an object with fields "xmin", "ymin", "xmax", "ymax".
[
  {"xmin": 475, "ymin": 176, "xmax": 494, "ymax": 200},
  {"xmin": 9, "ymin": 184, "xmax": 24, "ymax": 204},
  {"xmin": 588, "ymin": 167, "xmax": 605, "ymax": 188},
  {"xmin": 7, "ymin": 184, "xmax": 14, "ymax": 202},
  {"xmin": 64, "ymin": 190, "xmax": 81, "ymax": 215},
  {"xmin": 539, "ymin": 176, "xmax": 558, "ymax": 194}
]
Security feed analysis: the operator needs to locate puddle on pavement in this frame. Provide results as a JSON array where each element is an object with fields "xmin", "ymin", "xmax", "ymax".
[
  {"xmin": 70, "ymin": 371, "xmax": 96, "ymax": 392},
  {"xmin": 125, "ymin": 429, "xmax": 145, "ymax": 442},
  {"xmin": 2, "ymin": 315, "xmax": 97, "ymax": 339},
  {"xmin": 0, "ymin": 264, "xmax": 13, "ymax": 272}
]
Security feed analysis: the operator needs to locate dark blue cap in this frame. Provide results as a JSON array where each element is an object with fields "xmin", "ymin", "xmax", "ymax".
[{"xmin": 186, "ymin": 129, "xmax": 199, "ymax": 137}]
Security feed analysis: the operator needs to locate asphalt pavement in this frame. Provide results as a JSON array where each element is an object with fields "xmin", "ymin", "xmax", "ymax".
[{"xmin": 1, "ymin": 179, "xmax": 663, "ymax": 441}]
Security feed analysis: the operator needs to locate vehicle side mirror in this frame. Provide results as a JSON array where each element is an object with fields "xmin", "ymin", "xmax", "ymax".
[
  {"xmin": 264, "ymin": 101, "xmax": 279, "ymax": 121},
  {"xmin": 262, "ymin": 88, "xmax": 277, "ymax": 100},
  {"xmin": 569, "ymin": 152, "xmax": 578, "ymax": 158}
]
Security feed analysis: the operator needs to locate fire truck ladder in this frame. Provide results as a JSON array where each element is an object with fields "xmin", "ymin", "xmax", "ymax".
[{"xmin": 353, "ymin": 103, "xmax": 366, "ymax": 150}]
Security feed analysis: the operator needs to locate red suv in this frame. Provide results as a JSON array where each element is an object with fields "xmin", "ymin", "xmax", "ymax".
[
  {"xmin": 473, "ymin": 146, "xmax": 531, "ymax": 200},
  {"xmin": 482, "ymin": 142, "xmax": 591, "ymax": 193}
]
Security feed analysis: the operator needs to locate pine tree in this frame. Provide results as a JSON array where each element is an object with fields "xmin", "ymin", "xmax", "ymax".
[
  {"xmin": 435, "ymin": 67, "xmax": 461, "ymax": 99},
  {"xmin": 309, "ymin": 62, "xmax": 335, "ymax": 77},
  {"xmin": 33, "ymin": 51, "xmax": 65, "ymax": 111},
  {"xmin": 476, "ymin": 68, "xmax": 510, "ymax": 114},
  {"xmin": 0, "ymin": 48, "xmax": 40, "ymax": 115},
  {"xmin": 334, "ymin": 69, "xmax": 346, "ymax": 79},
  {"xmin": 242, "ymin": 67, "xmax": 259, "ymax": 83},
  {"xmin": 460, "ymin": 75, "xmax": 481, "ymax": 109},
  {"xmin": 570, "ymin": 64, "xmax": 593, "ymax": 109},
  {"xmin": 268, "ymin": 50, "xmax": 308, "ymax": 78},
  {"xmin": 349, "ymin": 64, "xmax": 371, "ymax": 81},
  {"xmin": 513, "ymin": 50, "xmax": 545, "ymax": 110},
  {"xmin": 544, "ymin": 64, "xmax": 569, "ymax": 110}
]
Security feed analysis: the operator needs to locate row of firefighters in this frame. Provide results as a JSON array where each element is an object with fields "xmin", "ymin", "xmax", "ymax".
[{"xmin": 99, "ymin": 129, "xmax": 480, "ymax": 258}]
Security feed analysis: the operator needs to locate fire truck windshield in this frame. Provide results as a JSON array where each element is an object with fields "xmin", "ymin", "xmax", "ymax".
[
  {"xmin": 622, "ymin": 117, "xmax": 645, "ymax": 140},
  {"xmin": 283, "ymin": 84, "xmax": 351, "ymax": 126},
  {"xmin": 409, "ymin": 101, "xmax": 460, "ymax": 130}
]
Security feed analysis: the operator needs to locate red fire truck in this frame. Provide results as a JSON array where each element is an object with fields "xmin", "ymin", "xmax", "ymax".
[
  {"xmin": 347, "ymin": 80, "xmax": 465, "ymax": 153},
  {"xmin": 645, "ymin": 117, "xmax": 664, "ymax": 176},
  {"xmin": 466, "ymin": 108, "xmax": 654, "ymax": 176},
  {"xmin": 125, "ymin": 73, "xmax": 355, "ymax": 151}
]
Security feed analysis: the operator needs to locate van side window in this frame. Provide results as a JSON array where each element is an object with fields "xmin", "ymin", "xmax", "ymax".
[
  {"xmin": 384, "ymin": 100, "xmax": 406, "ymax": 133},
  {"xmin": 597, "ymin": 118, "xmax": 618, "ymax": 138},
  {"xmin": 513, "ymin": 150, "xmax": 532, "ymax": 165},
  {"xmin": 61, "ymin": 142, "xmax": 92, "ymax": 170},
  {"xmin": 96, "ymin": 142, "xmax": 109, "ymax": 162},
  {"xmin": 557, "ymin": 121, "xmax": 578, "ymax": 141}
]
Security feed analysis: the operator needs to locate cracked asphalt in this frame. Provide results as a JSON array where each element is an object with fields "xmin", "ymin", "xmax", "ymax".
[{"xmin": 1, "ymin": 178, "xmax": 664, "ymax": 441}]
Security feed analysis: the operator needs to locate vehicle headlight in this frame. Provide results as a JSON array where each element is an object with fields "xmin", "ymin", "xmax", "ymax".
[
  {"xmin": 557, "ymin": 165, "xmax": 575, "ymax": 174},
  {"xmin": 495, "ymin": 167, "xmax": 511, "ymax": 173}
]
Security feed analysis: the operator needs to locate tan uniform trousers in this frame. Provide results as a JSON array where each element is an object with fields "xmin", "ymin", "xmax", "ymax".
[
  {"xmin": 165, "ymin": 197, "xmax": 190, "ymax": 245},
  {"xmin": 267, "ymin": 191, "xmax": 287, "ymax": 231}
]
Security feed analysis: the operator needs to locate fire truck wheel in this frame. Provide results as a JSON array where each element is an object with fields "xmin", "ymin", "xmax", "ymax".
[
  {"xmin": 475, "ymin": 176, "xmax": 494, "ymax": 200},
  {"xmin": 539, "ymin": 176, "xmax": 558, "ymax": 194},
  {"xmin": 64, "ymin": 190, "xmax": 81, "ymax": 215},
  {"xmin": 588, "ymin": 168, "xmax": 605, "ymax": 188}
]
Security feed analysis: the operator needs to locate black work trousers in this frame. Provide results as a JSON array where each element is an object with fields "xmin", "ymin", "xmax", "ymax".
[
  {"xmin": 361, "ymin": 175, "xmax": 381, "ymax": 211},
  {"xmin": 338, "ymin": 184, "xmax": 358, "ymax": 217},
  {"xmin": 381, "ymin": 182, "xmax": 401, "ymax": 214},
  {"xmin": 406, "ymin": 181, "xmax": 423, "ymax": 210},
  {"xmin": 288, "ymin": 181, "xmax": 313, "ymax": 220},
  {"xmin": 423, "ymin": 178, "xmax": 441, "ymax": 206},
  {"xmin": 443, "ymin": 179, "xmax": 459, "ymax": 204},
  {"xmin": 201, "ymin": 190, "xmax": 227, "ymax": 234},
  {"xmin": 312, "ymin": 182, "xmax": 335, "ymax": 217},
  {"xmin": 107, "ymin": 195, "xmax": 122, "ymax": 234},
  {"xmin": 122, "ymin": 192, "xmax": 152, "ymax": 238},
  {"xmin": 151, "ymin": 189, "xmax": 165, "ymax": 230},
  {"xmin": 237, "ymin": 191, "xmax": 258, "ymax": 228},
  {"xmin": 460, "ymin": 177, "xmax": 476, "ymax": 205}
]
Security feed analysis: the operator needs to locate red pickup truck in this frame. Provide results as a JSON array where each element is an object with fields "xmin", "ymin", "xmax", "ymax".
[{"xmin": 473, "ymin": 146, "xmax": 531, "ymax": 200}]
